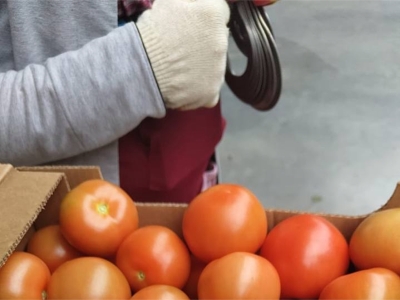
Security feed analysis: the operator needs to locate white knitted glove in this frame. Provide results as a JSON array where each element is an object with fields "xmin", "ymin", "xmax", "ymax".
[{"xmin": 136, "ymin": 0, "xmax": 230, "ymax": 110}]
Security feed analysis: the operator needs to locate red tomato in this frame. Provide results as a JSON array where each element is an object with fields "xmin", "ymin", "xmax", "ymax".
[
  {"xmin": 182, "ymin": 184, "xmax": 267, "ymax": 263},
  {"xmin": 198, "ymin": 252, "xmax": 281, "ymax": 299},
  {"xmin": 116, "ymin": 225, "xmax": 191, "ymax": 292},
  {"xmin": 349, "ymin": 208, "xmax": 400, "ymax": 274},
  {"xmin": 182, "ymin": 255, "xmax": 207, "ymax": 299},
  {"xmin": 319, "ymin": 267, "xmax": 400, "ymax": 299},
  {"xmin": 259, "ymin": 214, "xmax": 349, "ymax": 299},
  {"xmin": 0, "ymin": 251, "xmax": 51, "ymax": 299},
  {"xmin": 130, "ymin": 285, "xmax": 189, "ymax": 300},
  {"xmin": 46, "ymin": 256, "xmax": 131, "ymax": 299},
  {"xmin": 26, "ymin": 225, "xmax": 83, "ymax": 273},
  {"xmin": 59, "ymin": 179, "xmax": 139, "ymax": 258}
]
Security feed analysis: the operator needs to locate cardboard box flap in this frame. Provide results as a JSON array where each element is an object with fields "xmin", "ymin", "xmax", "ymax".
[
  {"xmin": 0, "ymin": 164, "xmax": 12, "ymax": 185},
  {"xmin": 0, "ymin": 164, "xmax": 65, "ymax": 267},
  {"xmin": 16, "ymin": 165, "xmax": 103, "ymax": 189},
  {"xmin": 378, "ymin": 182, "xmax": 400, "ymax": 210}
]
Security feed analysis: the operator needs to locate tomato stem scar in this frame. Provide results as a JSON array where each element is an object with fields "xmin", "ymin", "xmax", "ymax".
[
  {"xmin": 96, "ymin": 203, "xmax": 109, "ymax": 215},
  {"xmin": 137, "ymin": 271, "xmax": 146, "ymax": 281}
]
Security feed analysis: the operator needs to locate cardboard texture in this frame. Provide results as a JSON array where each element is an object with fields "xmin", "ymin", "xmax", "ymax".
[
  {"xmin": 0, "ymin": 164, "xmax": 66, "ymax": 267},
  {"xmin": 1, "ymin": 163, "xmax": 400, "ymax": 268},
  {"xmin": 16, "ymin": 165, "xmax": 103, "ymax": 190}
]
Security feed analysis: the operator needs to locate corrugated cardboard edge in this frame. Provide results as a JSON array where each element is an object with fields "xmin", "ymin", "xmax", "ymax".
[
  {"xmin": 134, "ymin": 201, "xmax": 364, "ymax": 241},
  {"xmin": 135, "ymin": 182, "xmax": 400, "ymax": 241},
  {"xmin": 16, "ymin": 165, "xmax": 103, "ymax": 189},
  {"xmin": 0, "ymin": 165, "xmax": 68, "ymax": 268},
  {"xmin": 0, "ymin": 164, "xmax": 12, "ymax": 185}
]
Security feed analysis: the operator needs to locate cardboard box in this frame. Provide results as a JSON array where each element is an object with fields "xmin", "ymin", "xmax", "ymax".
[{"xmin": 2, "ymin": 163, "xmax": 400, "ymax": 268}]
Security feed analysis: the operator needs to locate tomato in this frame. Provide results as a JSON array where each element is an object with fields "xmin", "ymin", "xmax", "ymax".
[
  {"xmin": 59, "ymin": 179, "xmax": 139, "ymax": 258},
  {"xmin": 182, "ymin": 255, "xmax": 207, "ymax": 299},
  {"xmin": 0, "ymin": 251, "xmax": 50, "ymax": 299},
  {"xmin": 182, "ymin": 184, "xmax": 267, "ymax": 263},
  {"xmin": 26, "ymin": 225, "xmax": 83, "ymax": 273},
  {"xmin": 259, "ymin": 214, "xmax": 349, "ymax": 299},
  {"xmin": 130, "ymin": 285, "xmax": 189, "ymax": 300},
  {"xmin": 349, "ymin": 208, "xmax": 400, "ymax": 274},
  {"xmin": 46, "ymin": 256, "xmax": 131, "ymax": 299},
  {"xmin": 198, "ymin": 252, "xmax": 280, "ymax": 299},
  {"xmin": 319, "ymin": 267, "xmax": 400, "ymax": 299},
  {"xmin": 116, "ymin": 225, "xmax": 191, "ymax": 292}
]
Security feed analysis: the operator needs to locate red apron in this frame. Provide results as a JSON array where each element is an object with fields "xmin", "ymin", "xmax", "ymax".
[{"xmin": 118, "ymin": 102, "xmax": 226, "ymax": 203}]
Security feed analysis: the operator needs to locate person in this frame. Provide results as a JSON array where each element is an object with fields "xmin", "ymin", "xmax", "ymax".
[{"xmin": 0, "ymin": 0, "xmax": 230, "ymax": 203}]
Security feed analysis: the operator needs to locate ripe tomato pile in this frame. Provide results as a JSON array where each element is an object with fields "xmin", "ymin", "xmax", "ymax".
[{"xmin": 1, "ymin": 179, "xmax": 400, "ymax": 299}]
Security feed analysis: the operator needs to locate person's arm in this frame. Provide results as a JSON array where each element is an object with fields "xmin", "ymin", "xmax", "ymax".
[
  {"xmin": 1, "ymin": 0, "xmax": 230, "ymax": 167},
  {"xmin": 0, "ymin": 23, "xmax": 166, "ymax": 166}
]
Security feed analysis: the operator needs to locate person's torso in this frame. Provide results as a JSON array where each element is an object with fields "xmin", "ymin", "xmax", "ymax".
[{"xmin": 0, "ymin": 1, "xmax": 226, "ymax": 203}]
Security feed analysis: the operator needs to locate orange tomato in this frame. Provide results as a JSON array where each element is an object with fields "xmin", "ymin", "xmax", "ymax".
[
  {"xmin": 26, "ymin": 225, "xmax": 83, "ymax": 273},
  {"xmin": 182, "ymin": 255, "xmax": 207, "ymax": 299},
  {"xmin": 46, "ymin": 256, "xmax": 131, "ymax": 299},
  {"xmin": 197, "ymin": 252, "xmax": 281, "ymax": 299},
  {"xmin": 182, "ymin": 184, "xmax": 267, "ymax": 263},
  {"xmin": 0, "ymin": 251, "xmax": 50, "ymax": 299},
  {"xmin": 259, "ymin": 214, "xmax": 349, "ymax": 299},
  {"xmin": 59, "ymin": 179, "xmax": 139, "ymax": 258},
  {"xmin": 349, "ymin": 208, "xmax": 400, "ymax": 274},
  {"xmin": 319, "ymin": 268, "xmax": 400, "ymax": 299},
  {"xmin": 130, "ymin": 285, "xmax": 189, "ymax": 300},
  {"xmin": 116, "ymin": 225, "xmax": 191, "ymax": 292}
]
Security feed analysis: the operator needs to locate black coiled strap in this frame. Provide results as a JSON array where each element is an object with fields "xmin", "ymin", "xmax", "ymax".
[{"xmin": 226, "ymin": 1, "xmax": 282, "ymax": 111}]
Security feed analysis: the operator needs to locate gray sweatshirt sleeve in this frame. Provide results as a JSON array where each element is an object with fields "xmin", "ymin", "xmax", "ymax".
[{"xmin": 0, "ymin": 23, "xmax": 166, "ymax": 166}]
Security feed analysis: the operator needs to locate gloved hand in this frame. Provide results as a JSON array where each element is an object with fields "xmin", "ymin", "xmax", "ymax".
[{"xmin": 136, "ymin": 0, "xmax": 230, "ymax": 110}]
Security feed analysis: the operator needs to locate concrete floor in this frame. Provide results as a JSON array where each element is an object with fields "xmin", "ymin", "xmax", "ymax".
[{"xmin": 218, "ymin": 0, "xmax": 400, "ymax": 216}]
